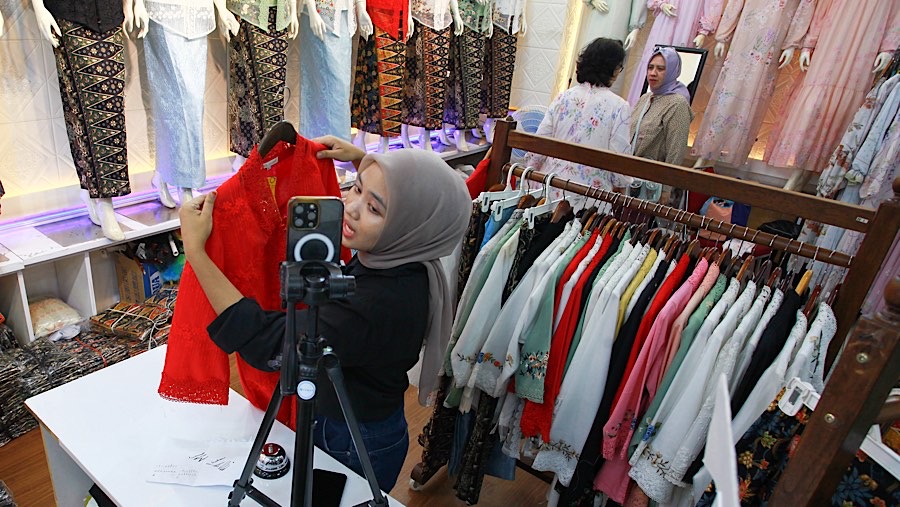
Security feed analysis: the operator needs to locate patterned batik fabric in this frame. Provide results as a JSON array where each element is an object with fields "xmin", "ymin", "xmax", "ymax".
[
  {"xmin": 351, "ymin": 27, "xmax": 407, "ymax": 137},
  {"xmin": 401, "ymin": 21, "xmax": 450, "ymax": 130},
  {"xmin": 481, "ymin": 29, "xmax": 518, "ymax": 119},
  {"xmin": 444, "ymin": 29, "xmax": 486, "ymax": 130},
  {"xmin": 456, "ymin": 204, "xmax": 488, "ymax": 302},
  {"xmin": 698, "ymin": 389, "xmax": 900, "ymax": 507},
  {"xmin": 414, "ymin": 375, "xmax": 459, "ymax": 484},
  {"xmin": 454, "ymin": 395, "xmax": 501, "ymax": 504},
  {"xmin": 228, "ymin": 7, "xmax": 289, "ymax": 158},
  {"xmin": 53, "ymin": 19, "xmax": 129, "ymax": 199}
]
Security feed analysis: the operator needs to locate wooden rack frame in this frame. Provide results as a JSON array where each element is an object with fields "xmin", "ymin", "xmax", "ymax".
[{"xmin": 488, "ymin": 119, "xmax": 899, "ymax": 506}]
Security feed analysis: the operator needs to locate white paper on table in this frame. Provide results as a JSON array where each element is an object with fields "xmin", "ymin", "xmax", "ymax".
[
  {"xmin": 147, "ymin": 438, "xmax": 254, "ymax": 487},
  {"xmin": 704, "ymin": 374, "xmax": 740, "ymax": 507}
]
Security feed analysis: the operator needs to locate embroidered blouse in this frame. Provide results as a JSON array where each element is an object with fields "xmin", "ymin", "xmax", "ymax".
[
  {"xmin": 527, "ymin": 82, "xmax": 634, "ymax": 194},
  {"xmin": 146, "ymin": 0, "xmax": 216, "ymax": 39},
  {"xmin": 228, "ymin": 0, "xmax": 294, "ymax": 32}
]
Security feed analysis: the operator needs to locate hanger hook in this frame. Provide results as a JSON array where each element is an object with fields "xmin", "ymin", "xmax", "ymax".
[
  {"xmin": 769, "ymin": 233, "xmax": 777, "ymax": 248},
  {"xmin": 506, "ymin": 162, "xmax": 521, "ymax": 188},
  {"xmin": 813, "ymin": 245, "xmax": 820, "ymax": 263},
  {"xmin": 750, "ymin": 229, "xmax": 760, "ymax": 244},
  {"xmin": 543, "ymin": 172, "xmax": 556, "ymax": 199},
  {"xmin": 729, "ymin": 223, "xmax": 737, "ymax": 237}
]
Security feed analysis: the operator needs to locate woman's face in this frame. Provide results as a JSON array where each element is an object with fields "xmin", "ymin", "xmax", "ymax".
[
  {"xmin": 647, "ymin": 54, "xmax": 667, "ymax": 91},
  {"xmin": 343, "ymin": 163, "xmax": 389, "ymax": 252}
]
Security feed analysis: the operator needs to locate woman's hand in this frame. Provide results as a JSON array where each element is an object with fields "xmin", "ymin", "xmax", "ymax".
[
  {"xmin": 180, "ymin": 192, "xmax": 216, "ymax": 259},
  {"xmin": 313, "ymin": 135, "xmax": 367, "ymax": 167}
]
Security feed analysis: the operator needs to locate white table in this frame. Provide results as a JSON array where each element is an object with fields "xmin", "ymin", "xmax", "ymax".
[{"xmin": 25, "ymin": 345, "xmax": 402, "ymax": 506}]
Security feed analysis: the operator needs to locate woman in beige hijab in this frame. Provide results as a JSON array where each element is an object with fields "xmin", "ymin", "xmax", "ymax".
[{"xmin": 179, "ymin": 136, "xmax": 471, "ymax": 492}]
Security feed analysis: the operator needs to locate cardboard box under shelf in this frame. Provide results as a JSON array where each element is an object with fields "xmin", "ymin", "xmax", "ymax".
[{"xmin": 114, "ymin": 252, "xmax": 162, "ymax": 305}]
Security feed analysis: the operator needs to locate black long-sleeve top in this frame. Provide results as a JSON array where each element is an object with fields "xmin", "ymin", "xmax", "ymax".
[
  {"xmin": 208, "ymin": 257, "xmax": 429, "ymax": 422},
  {"xmin": 45, "ymin": 1, "xmax": 124, "ymax": 33}
]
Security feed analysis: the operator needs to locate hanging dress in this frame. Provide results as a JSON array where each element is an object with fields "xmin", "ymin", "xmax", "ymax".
[
  {"xmin": 764, "ymin": 0, "xmax": 900, "ymax": 171},
  {"xmin": 690, "ymin": 0, "xmax": 817, "ymax": 166},
  {"xmin": 402, "ymin": 0, "xmax": 453, "ymax": 130}
]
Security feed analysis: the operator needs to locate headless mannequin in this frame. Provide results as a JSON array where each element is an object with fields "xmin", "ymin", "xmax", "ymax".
[
  {"xmin": 692, "ymin": 34, "xmax": 729, "ymax": 169},
  {"xmin": 623, "ymin": 2, "xmax": 676, "ymax": 51},
  {"xmin": 399, "ymin": 0, "xmax": 464, "ymax": 151},
  {"xmin": 0, "ymin": 10, "xmax": 4, "ymax": 38},
  {"xmin": 32, "ymin": 0, "xmax": 140, "ymax": 241},
  {"xmin": 352, "ymin": 1, "xmax": 410, "ymax": 153},
  {"xmin": 775, "ymin": 47, "xmax": 893, "ymax": 190},
  {"xmin": 221, "ymin": 1, "xmax": 298, "ymax": 171}
]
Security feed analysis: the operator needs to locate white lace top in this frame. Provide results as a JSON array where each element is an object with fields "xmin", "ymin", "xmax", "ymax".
[
  {"xmin": 146, "ymin": 0, "xmax": 216, "ymax": 39},
  {"xmin": 411, "ymin": 0, "xmax": 453, "ymax": 30}
]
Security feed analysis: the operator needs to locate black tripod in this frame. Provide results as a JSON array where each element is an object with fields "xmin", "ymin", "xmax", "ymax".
[{"xmin": 228, "ymin": 261, "xmax": 390, "ymax": 507}]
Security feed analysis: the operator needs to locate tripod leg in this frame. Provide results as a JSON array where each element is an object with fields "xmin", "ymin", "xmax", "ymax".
[
  {"xmin": 228, "ymin": 383, "xmax": 284, "ymax": 506},
  {"xmin": 322, "ymin": 351, "xmax": 390, "ymax": 506}
]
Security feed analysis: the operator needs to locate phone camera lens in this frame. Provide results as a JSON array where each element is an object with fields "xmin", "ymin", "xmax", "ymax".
[
  {"xmin": 293, "ymin": 218, "xmax": 304, "ymax": 227},
  {"xmin": 307, "ymin": 211, "xmax": 317, "ymax": 221}
]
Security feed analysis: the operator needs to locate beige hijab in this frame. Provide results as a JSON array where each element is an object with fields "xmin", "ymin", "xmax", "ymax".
[{"xmin": 357, "ymin": 149, "xmax": 471, "ymax": 405}]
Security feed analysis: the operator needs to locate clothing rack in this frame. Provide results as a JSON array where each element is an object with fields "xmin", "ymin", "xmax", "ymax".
[{"xmin": 487, "ymin": 119, "xmax": 900, "ymax": 506}]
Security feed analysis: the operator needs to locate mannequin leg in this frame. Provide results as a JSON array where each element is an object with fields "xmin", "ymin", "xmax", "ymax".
[
  {"xmin": 179, "ymin": 188, "xmax": 195, "ymax": 205},
  {"xmin": 419, "ymin": 130, "xmax": 434, "ymax": 151},
  {"xmin": 152, "ymin": 171, "xmax": 176, "ymax": 208},
  {"xmin": 693, "ymin": 157, "xmax": 711, "ymax": 169},
  {"xmin": 353, "ymin": 130, "xmax": 369, "ymax": 150},
  {"xmin": 783, "ymin": 169, "xmax": 813, "ymax": 192},
  {"xmin": 401, "ymin": 124, "xmax": 413, "ymax": 148},
  {"xmin": 483, "ymin": 118, "xmax": 495, "ymax": 143},
  {"xmin": 232, "ymin": 154, "xmax": 247, "ymax": 172},
  {"xmin": 94, "ymin": 198, "xmax": 124, "ymax": 241},
  {"xmin": 471, "ymin": 126, "xmax": 484, "ymax": 139},
  {"xmin": 455, "ymin": 129, "xmax": 470, "ymax": 152},
  {"xmin": 379, "ymin": 136, "xmax": 390, "ymax": 153},
  {"xmin": 80, "ymin": 190, "xmax": 100, "ymax": 226},
  {"xmin": 437, "ymin": 125, "xmax": 452, "ymax": 146}
]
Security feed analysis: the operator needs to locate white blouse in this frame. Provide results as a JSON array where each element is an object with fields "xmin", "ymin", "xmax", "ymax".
[{"xmin": 146, "ymin": 0, "xmax": 216, "ymax": 39}]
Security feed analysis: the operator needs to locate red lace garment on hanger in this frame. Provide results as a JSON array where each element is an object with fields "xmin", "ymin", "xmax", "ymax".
[{"xmin": 158, "ymin": 136, "xmax": 348, "ymax": 428}]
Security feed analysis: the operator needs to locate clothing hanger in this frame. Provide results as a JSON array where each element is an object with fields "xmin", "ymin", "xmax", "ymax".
[
  {"xmin": 523, "ymin": 173, "xmax": 565, "ymax": 228},
  {"xmin": 779, "ymin": 378, "xmax": 900, "ymax": 480},
  {"xmin": 754, "ymin": 259, "xmax": 773, "ymax": 286},
  {"xmin": 598, "ymin": 216, "xmax": 616, "ymax": 237},
  {"xmin": 717, "ymin": 248, "xmax": 732, "ymax": 269},
  {"xmin": 665, "ymin": 238, "xmax": 681, "ymax": 263},
  {"xmin": 490, "ymin": 167, "xmax": 542, "ymax": 219},
  {"xmin": 795, "ymin": 268, "xmax": 814, "ymax": 296},
  {"xmin": 630, "ymin": 224, "xmax": 647, "ymax": 246},
  {"xmin": 258, "ymin": 120, "xmax": 297, "ymax": 158},
  {"xmin": 551, "ymin": 180, "xmax": 574, "ymax": 223},
  {"xmin": 735, "ymin": 254, "xmax": 754, "ymax": 282},
  {"xmin": 480, "ymin": 163, "xmax": 526, "ymax": 211},
  {"xmin": 802, "ymin": 283, "xmax": 823, "ymax": 320},
  {"xmin": 826, "ymin": 283, "xmax": 842, "ymax": 307},
  {"xmin": 767, "ymin": 266, "xmax": 782, "ymax": 288}
]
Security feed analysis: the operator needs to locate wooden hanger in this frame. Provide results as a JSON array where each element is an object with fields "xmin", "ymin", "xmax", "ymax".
[
  {"xmin": 736, "ymin": 255, "xmax": 754, "ymax": 282},
  {"xmin": 258, "ymin": 121, "xmax": 297, "ymax": 157},
  {"xmin": 767, "ymin": 266, "xmax": 782, "ymax": 288},
  {"xmin": 717, "ymin": 248, "xmax": 732, "ymax": 269},
  {"xmin": 517, "ymin": 193, "xmax": 538, "ymax": 209},
  {"xmin": 803, "ymin": 283, "xmax": 823, "ymax": 320},
  {"xmin": 826, "ymin": 283, "xmax": 842, "ymax": 307},
  {"xmin": 551, "ymin": 199, "xmax": 573, "ymax": 223},
  {"xmin": 630, "ymin": 224, "xmax": 647, "ymax": 245},
  {"xmin": 754, "ymin": 259, "xmax": 772, "ymax": 285},
  {"xmin": 646, "ymin": 229, "xmax": 660, "ymax": 250},
  {"xmin": 665, "ymin": 238, "xmax": 681, "ymax": 263},
  {"xmin": 487, "ymin": 183, "xmax": 507, "ymax": 192},
  {"xmin": 598, "ymin": 216, "xmax": 615, "ymax": 237},
  {"xmin": 795, "ymin": 269, "xmax": 814, "ymax": 295}
]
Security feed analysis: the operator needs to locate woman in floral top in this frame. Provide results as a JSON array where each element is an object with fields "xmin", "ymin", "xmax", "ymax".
[{"xmin": 527, "ymin": 38, "xmax": 633, "ymax": 197}]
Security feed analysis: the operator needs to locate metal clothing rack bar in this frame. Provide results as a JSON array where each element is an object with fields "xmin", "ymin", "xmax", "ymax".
[{"xmin": 507, "ymin": 164, "xmax": 855, "ymax": 269}]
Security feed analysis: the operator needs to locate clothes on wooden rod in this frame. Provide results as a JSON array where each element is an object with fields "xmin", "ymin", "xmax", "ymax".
[{"xmin": 413, "ymin": 174, "xmax": 847, "ymax": 505}]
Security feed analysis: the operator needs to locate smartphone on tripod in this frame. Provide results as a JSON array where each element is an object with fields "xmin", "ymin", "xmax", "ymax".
[{"xmin": 288, "ymin": 197, "xmax": 344, "ymax": 264}]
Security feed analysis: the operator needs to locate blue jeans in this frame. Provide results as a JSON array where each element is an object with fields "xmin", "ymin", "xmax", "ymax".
[{"xmin": 313, "ymin": 406, "xmax": 409, "ymax": 492}]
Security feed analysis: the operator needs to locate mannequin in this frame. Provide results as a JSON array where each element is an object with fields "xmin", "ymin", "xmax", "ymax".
[
  {"xmin": 626, "ymin": 0, "xmax": 726, "ymax": 105},
  {"xmin": 400, "ymin": 0, "xmax": 463, "ymax": 150},
  {"xmin": 765, "ymin": 0, "xmax": 898, "ymax": 190},
  {"xmin": 480, "ymin": 0, "xmax": 525, "ymax": 139},
  {"xmin": 690, "ymin": 0, "xmax": 817, "ymax": 170},
  {"xmin": 572, "ymin": 0, "xmax": 647, "ymax": 96},
  {"xmin": 143, "ymin": 0, "xmax": 221, "ymax": 207},
  {"xmin": 298, "ymin": 0, "xmax": 372, "ymax": 140},
  {"xmin": 351, "ymin": 0, "xmax": 414, "ymax": 153},
  {"xmin": 0, "ymin": 9, "xmax": 5, "ymax": 38},
  {"xmin": 226, "ymin": 0, "xmax": 298, "ymax": 171},
  {"xmin": 442, "ymin": 0, "xmax": 486, "ymax": 153},
  {"xmin": 33, "ymin": 0, "xmax": 135, "ymax": 241}
]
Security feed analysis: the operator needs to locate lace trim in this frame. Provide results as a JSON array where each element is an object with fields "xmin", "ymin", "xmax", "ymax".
[{"xmin": 146, "ymin": 2, "xmax": 216, "ymax": 39}]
